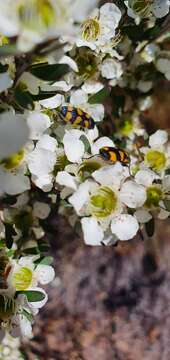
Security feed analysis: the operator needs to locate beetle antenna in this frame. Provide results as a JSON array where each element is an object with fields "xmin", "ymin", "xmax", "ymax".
[{"xmin": 83, "ymin": 154, "xmax": 99, "ymax": 160}]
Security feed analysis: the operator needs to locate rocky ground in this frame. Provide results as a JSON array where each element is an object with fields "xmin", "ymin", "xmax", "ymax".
[{"xmin": 22, "ymin": 218, "xmax": 170, "ymax": 360}]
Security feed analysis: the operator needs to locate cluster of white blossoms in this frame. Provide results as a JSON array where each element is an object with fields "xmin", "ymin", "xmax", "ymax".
[
  {"xmin": 0, "ymin": 0, "xmax": 169, "ymax": 345},
  {"xmin": 0, "ymin": 334, "xmax": 24, "ymax": 359}
]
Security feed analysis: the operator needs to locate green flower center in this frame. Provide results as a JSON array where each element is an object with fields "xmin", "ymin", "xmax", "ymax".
[
  {"xmin": 0, "ymin": 149, "xmax": 24, "ymax": 170},
  {"xmin": 145, "ymin": 186, "xmax": 163, "ymax": 208},
  {"xmin": 82, "ymin": 18, "xmax": 100, "ymax": 41},
  {"xmin": 78, "ymin": 160, "xmax": 102, "ymax": 181},
  {"xmin": 75, "ymin": 50, "xmax": 98, "ymax": 79},
  {"xmin": 145, "ymin": 150, "xmax": 166, "ymax": 171},
  {"xmin": 89, "ymin": 186, "xmax": 117, "ymax": 218},
  {"xmin": 128, "ymin": 0, "xmax": 152, "ymax": 17},
  {"xmin": 18, "ymin": 0, "xmax": 57, "ymax": 29},
  {"xmin": 12, "ymin": 266, "xmax": 33, "ymax": 291},
  {"xmin": 119, "ymin": 118, "xmax": 134, "ymax": 136}
]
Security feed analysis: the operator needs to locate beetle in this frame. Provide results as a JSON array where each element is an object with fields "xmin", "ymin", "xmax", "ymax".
[
  {"xmin": 60, "ymin": 105, "xmax": 95, "ymax": 129},
  {"xmin": 99, "ymin": 146, "xmax": 130, "ymax": 166}
]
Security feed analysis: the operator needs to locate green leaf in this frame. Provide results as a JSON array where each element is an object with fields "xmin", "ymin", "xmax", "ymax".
[
  {"xmin": 17, "ymin": 290, "xmax": 46, "ymax": 302},
  {"xmin": 31, "ymin": 91, "xmax": 57, "ymax": 101},
  {"xmin": 23, "ymin": 247, "xmax": 40, "ymax": 255},
  {"xmin": 89, "ymin": 88, "xmax": 110, "ymax": 104},
  {"xmin": 145, "ymin": 218, "xmax": 155, "ymax": 237},
  {"xmin": 29, "ymin": 63, "xmax": 70, "ymax": 81},
  {"xmin": 14, "ymin": 89, "xmax": 34, "ymax": 110},
  {"xmin": 163, "ymin": 200, "xmax": 170, "ymax": 212},
  {"xmin": 4, "ymin": 223, "xmax": 16, "ymax": 249},
  {"xmin": 38, "ymin": 244, "xmax": 50, "ymax": 252},
  {"xmin": 0, "ymin": 63, "xmax": 8, "ymax": 73},
  {"xmin": 34, "ymin": 256, "xmax": 53, "ymax": 266},
  {"xmin": 6, "ymin": 249, "xmax": 14, "ymax": 257},
  {"xmin": 80, "ymin": 134, "xmax": 91, "ymax": 153}
]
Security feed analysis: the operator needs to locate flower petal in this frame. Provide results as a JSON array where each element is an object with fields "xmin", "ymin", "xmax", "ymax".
[
  {"xmin": 56, "ymin": 171, "xmax": 77, "ymax": 190},
  {"xmin": 27, "ymin": 112, "xmax": 51, "ymax": 140},
  {"xmin": 120, "ymin": 180, "xmax": 146, "ymax": 208},
  {"xmin": 0, "ymin": 170, "xmax": 30, "ymax": 195},
  {"xmin": 149, "ymin": 130, "xmax": 168, "ymax": 148},
  {"xmin": 92, "ymin": 163, "xmax": 127, "ymax": 187},
  {"xmin": 0, "ymin": 112, "xmax": 29, "ymax": 160},
  {"xmin": 63, "ymin": 130, "xmax": 85, "ymax": 162},
  {"xmin": 101, "ymin": 59, "xmax": 123, "ymax": 80},
  {"xmin": 135, "ymin": 169, "xmax": 158, "ymax": 187},
  {"xmin": 134, "ymin": 209, "xmax": 152, "ymax": 223},
  {"xmin": 111, "ymin": 214, "xmax": 139, "ymax": 240},
  {"xmin": 81, "ymin": 217, "xmax": 104, "ymax": 245},
  {"xmin": 39, "ymin": 94, "xmax": 64, "ymax": 109},
  {"xmin": 70, "ymin": 89, "xmax": 88, "ymax": 106},
  {"xmin": 35, "ymin": 265, "xmax": 55, "ymax": 285},
  {"xmin": 0, "ymin": 72, "xmax": 13, "ymax": 93},
  {"xmin": 69, "ymin": 181, "xmax": 90, "ymax": 214}
]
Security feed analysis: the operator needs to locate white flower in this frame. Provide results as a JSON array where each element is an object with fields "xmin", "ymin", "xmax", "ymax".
[
  {"xmin": 152, "ymin": 0, "xmax": 170, "ymax": 18},
  {"xmin": 134, "ymin": 170, "xmax": 170, "ymax": 221},
  {"xmin": 0, "ymin": 167, "xmax": 30, "ymax": 195},
  {"xmin": 81, "ymin": 217, "xmax": 104, "ymax": 245},
  {"xmin": 134, "ymin": 208, "xmax": 152, "ymax": 223},
  {"xmin": 27, "ymin": 111, "xmax": 52, "ymax": 140},
  {"xmin": 92, "ymin": 163, "xmax": 128, "ymax": 188},
  {"xmin": 70, "ymin": 0, "xmax": 99, "ymax": 22},
  {"xmin": 0, "ymin": 334, "xmax": 23, "ymax": 359},
  {"xmin": 77, "ymin": 3, "xmax": 121, "ymax": 52},
  {"xmin": 7, "ymin": 256, "xmax": 55, "ymax": 292},
  {"xmin": 0, "ymin": 112, "xmax": 29, "ymax": 161},
  {"xmin": 156, "ymin": 56, "xmax": 170, "ymax": 80},
  {"xmin": 82, "ymin": 80, "xmax": 104, "ymax": 94},
  {"xmin": 27, "ymin": 134, "xmax": 57, "ymax": 191},
  {"xmin": 111, "ymin": 214, "xmax": 139, "ymax": 241},
  {"xmin": 0, "ymin": 72, "xmax": 13, "ymax": 93},
  {"xmin": 135, "ymin": 169, "xmax": 159, "ymax": 187},
  {"xmin": 0, "ymin": 0, "xmax": 75, "ymax": 51},
  {"xmin": 63, "ymin": 129, "xmax": 85, "ymax": 163},
  {"xmin": 56, "ymin": 171, "xmax": 77, "ymax": 190},
  {"xmin": 69, "ymin": 180, "xmax": 91, "ymax": 215},
  {"xmin": 141, "ymin": 130, "xmax": 170, "ymax": 172},
  {"xmin": 68, "ymin": 163, "xmax": 140, "ymax": 243},
  {"xmin": 39, "ymin": 94, "xmax": 65, "ymax": 109},
  {"xmin": 149, "ymin": 130, "xmax": 168, "ymax": 148},
  {"xmin": 120, "ymin": 180, "xmax": 146, "ymax": 208},
  {"xmin": 125, "ymin": 0, "xmax": 170, "ymax": 22},
  {"xmin": 101, "ymin": 58, "xmax": 123, "ymax": 83},
  {"xmin": 0, "ymin": 140, "xmax": 32, "ymax": 196}
]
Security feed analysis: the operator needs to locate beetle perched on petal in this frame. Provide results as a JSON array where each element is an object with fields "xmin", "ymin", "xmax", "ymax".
[
  {"xmin": 60, "ymin": 105, "xmax": 95, "ymax": 129},
  {"xmin": 99, "ymin": 146, "xmax": 130, "ymax": 166}
]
